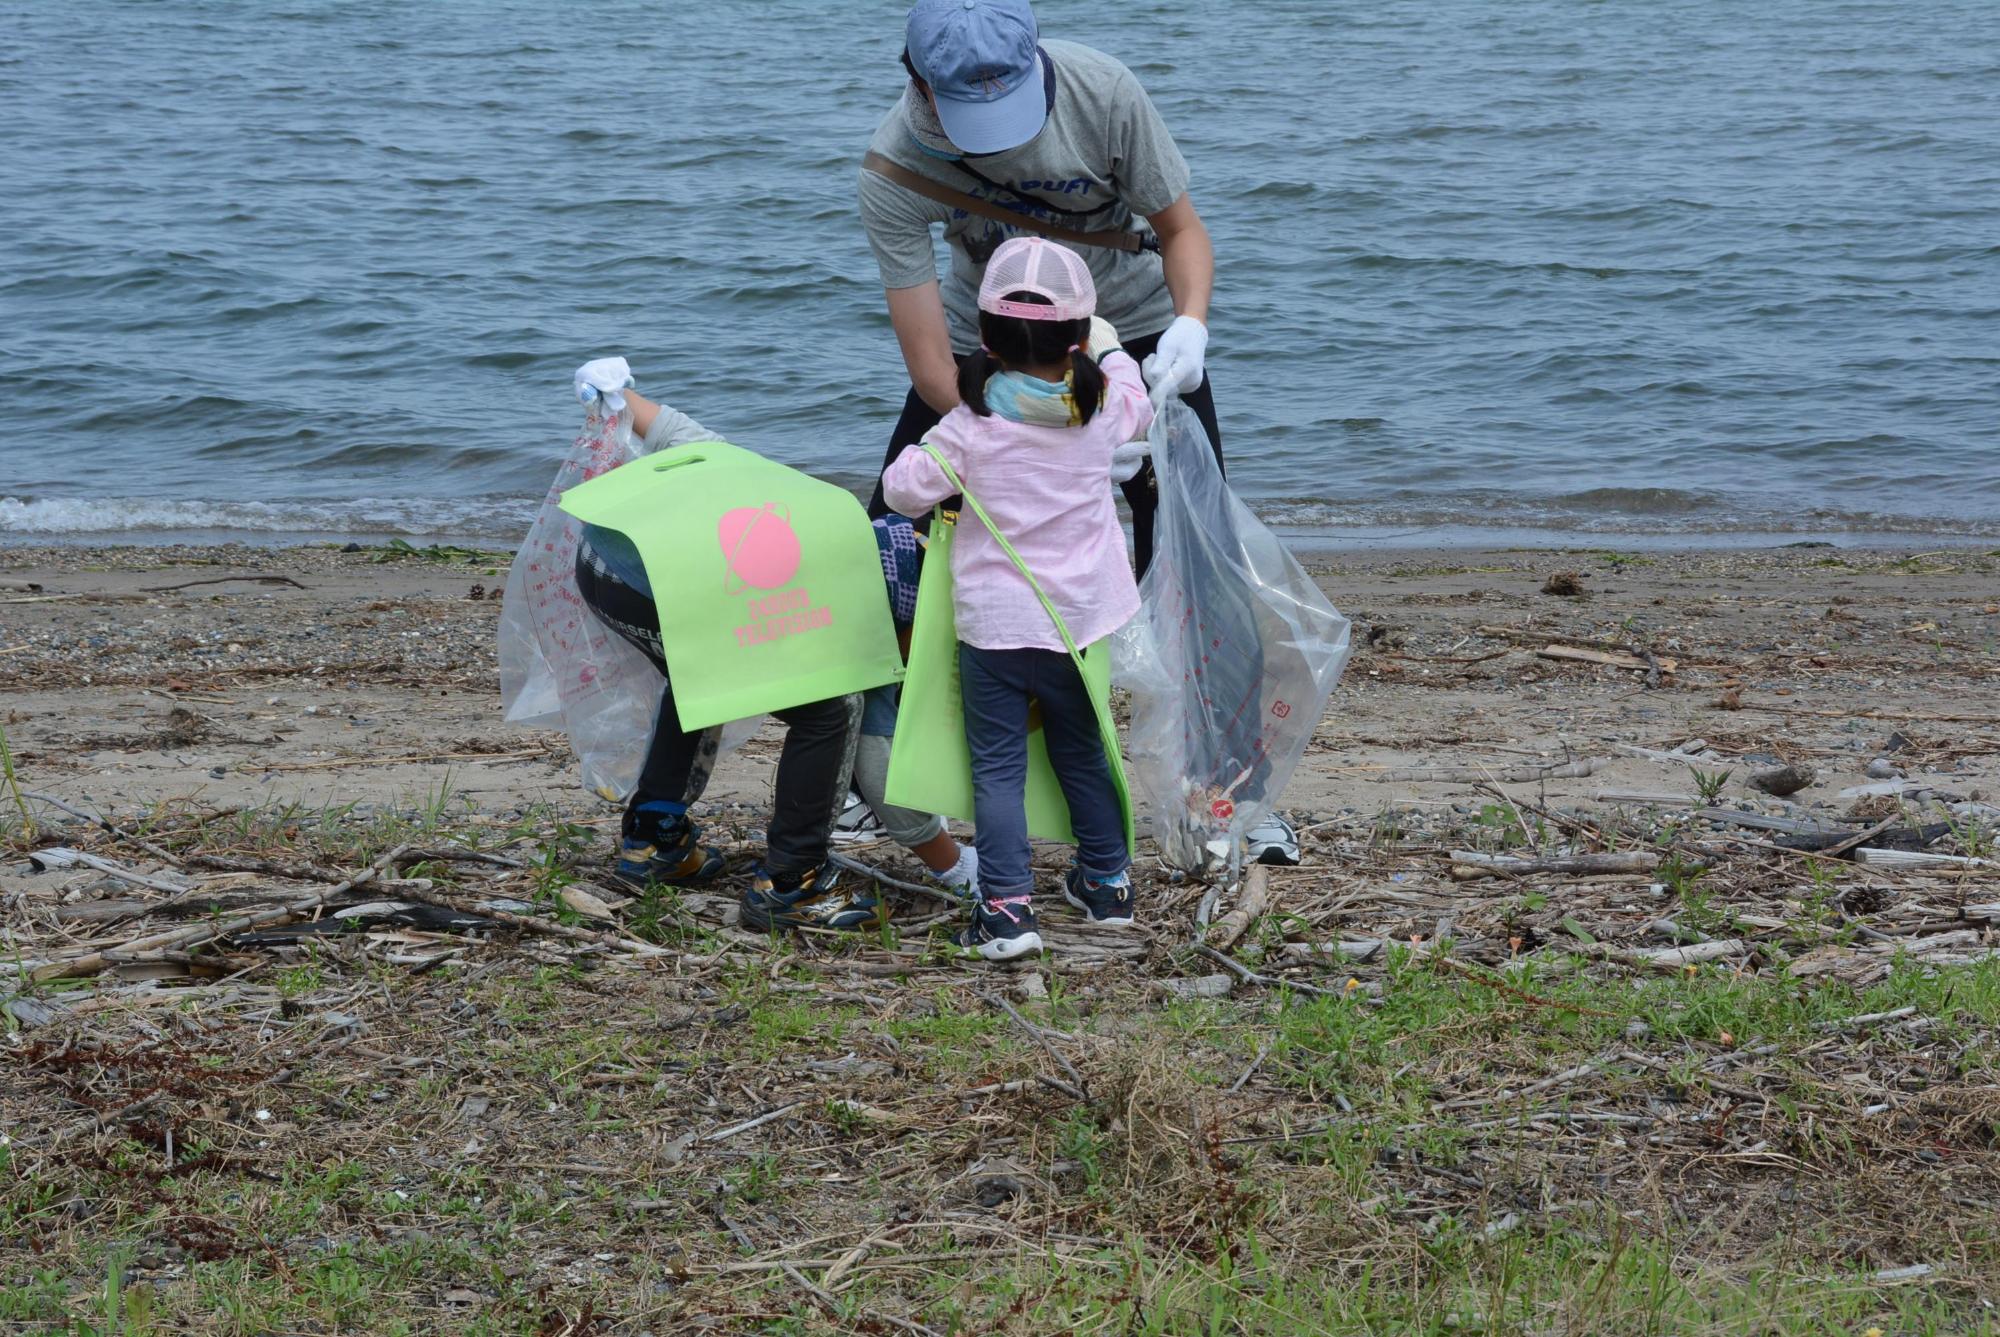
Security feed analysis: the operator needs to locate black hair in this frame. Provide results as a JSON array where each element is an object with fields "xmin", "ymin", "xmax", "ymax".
[{"xmin": 957, "ymin": 292, "xmax": 1106, "ymax": 425}]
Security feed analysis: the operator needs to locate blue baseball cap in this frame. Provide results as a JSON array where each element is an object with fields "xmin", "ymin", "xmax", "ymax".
[{"xmin": 905, "ymin": 0, "xmax": 1047, "ymax": 155}]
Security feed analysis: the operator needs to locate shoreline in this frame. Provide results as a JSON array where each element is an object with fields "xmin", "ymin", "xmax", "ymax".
[{"xmin": 4, "ymin": 523, "xmax": 1998, "ymax": 558}]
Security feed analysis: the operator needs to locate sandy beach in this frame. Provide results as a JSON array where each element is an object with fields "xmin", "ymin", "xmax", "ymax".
[
  {"xmin": 3, "ymin": 540, "xmax": 1996, "ymax": 825},
  {"xmin": 5, "ymin": 538, "xmax": 1999, "ymax": 1333}
]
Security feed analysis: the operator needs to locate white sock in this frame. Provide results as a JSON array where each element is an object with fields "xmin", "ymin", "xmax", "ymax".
[{"xmin": 932, "ymin": 843, "xmax": 978, "ymax": 892}]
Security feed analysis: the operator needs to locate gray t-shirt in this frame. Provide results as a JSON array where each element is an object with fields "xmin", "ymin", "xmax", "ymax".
[{"xmin": 858, "ymin": 40, "xmax": 1191, "ymax": 353}]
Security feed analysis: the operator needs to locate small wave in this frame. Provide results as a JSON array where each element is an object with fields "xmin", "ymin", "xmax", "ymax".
[
  {"xmin": 1243, "ymin": 180, "xmax": 1319, "ymax": 200},
  {"xmin": 0, "ymin": 495, "xmax": 533, "ymax": 542},
  {"xmin": 462, "ymin": 349, "xmax": 542, "ymax": 371},
  {"xmin": 1252, "ymin": 492, "xmax": 2000, "ymax": 538},
  {"xmin": 1550, "ymin": 487, "xmax": 1716, "ymax": 516}
]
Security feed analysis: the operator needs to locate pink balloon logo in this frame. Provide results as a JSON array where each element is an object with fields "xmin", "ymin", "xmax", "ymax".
[{"xmin": 718, "ymin": 502, "xmax": 801, "ymax": 592}]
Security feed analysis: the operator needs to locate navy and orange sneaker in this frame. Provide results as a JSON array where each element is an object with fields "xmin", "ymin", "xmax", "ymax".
[
  {"xmin": 955, "ymin": 893, "xmax": 1044, "ymax": 961},
  {"xmin": 617, "ymin": 801, "xmax": 724, "ymax": 887},
  {"xmin": 740, "ymin": 861, "xmax": 878, "ymax": 933}
]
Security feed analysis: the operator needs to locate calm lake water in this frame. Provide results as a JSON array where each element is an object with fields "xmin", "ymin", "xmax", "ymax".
[{"xmin": 3, "ymin": 0, "xmax": 1997, "ymax": 544}]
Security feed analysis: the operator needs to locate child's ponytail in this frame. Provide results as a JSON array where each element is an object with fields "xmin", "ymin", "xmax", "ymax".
[
  {"xmin": 956, "ymin": 346, "xmax": 1000, "ymax": 418},
  {"xmin": 1067, "ymin": 341, "xmax": 1105, "ymax": 427}
]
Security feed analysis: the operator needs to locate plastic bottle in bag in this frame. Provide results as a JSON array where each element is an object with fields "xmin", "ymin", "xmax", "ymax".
[{"xmin": 1114, "ymin": 400, "xmax": 1353, "ymax": 873}]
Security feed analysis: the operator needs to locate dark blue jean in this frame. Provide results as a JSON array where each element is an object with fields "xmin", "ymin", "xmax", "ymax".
[{"xmin": 958, "ymin": 643, "xmax": 1129, "ymax": 900}]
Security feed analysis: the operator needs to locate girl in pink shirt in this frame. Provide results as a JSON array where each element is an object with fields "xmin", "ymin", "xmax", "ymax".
[{"xmin": 882, "ymin": 237, "xmax": 1153, "ymax": 961}]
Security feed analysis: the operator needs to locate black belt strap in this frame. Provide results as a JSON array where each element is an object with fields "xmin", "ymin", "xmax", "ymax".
[{"xmin": 862, "ymin": 151, "xmax": 1159, "ymax": 255}]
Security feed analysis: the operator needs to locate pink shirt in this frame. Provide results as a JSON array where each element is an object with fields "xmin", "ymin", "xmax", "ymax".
[{"xmin": 882, "ymin": 351, "xmax": 1153, "ymax": 653}]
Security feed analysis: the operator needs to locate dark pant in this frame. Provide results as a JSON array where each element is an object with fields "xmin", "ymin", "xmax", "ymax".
[
  {"xmin": 574, "ymin": 550, "xmax": 860, "ymax": 876},
  {"xmin": 958, "ymin": 643, "xmax": 1129, "ymax": 899},
  {"xmin": 866, "ymin": 326, "xmax": 1224, "ymax": 576}
]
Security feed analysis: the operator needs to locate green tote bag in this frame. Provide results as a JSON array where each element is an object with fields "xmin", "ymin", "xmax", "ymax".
[
  {"xmin": 559, "ymin": 440, "xmax": 904, "ymax": 731},
  {"xmin": 884, "ymin": 446, "xmax": 1134, "ymax": 850}
]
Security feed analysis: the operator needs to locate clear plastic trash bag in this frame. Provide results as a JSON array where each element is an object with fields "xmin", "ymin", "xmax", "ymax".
[
  {"xmin": 1113, "ymin": 399, "xmax": 1353, "ymax": 873},
  {"xmin": 498, "ymin": 404, "xmax": 664, "ymax": 800}
]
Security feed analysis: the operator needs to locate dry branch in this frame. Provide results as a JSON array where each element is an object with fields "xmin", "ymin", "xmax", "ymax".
[
  {"xmin": 1378, "ymin": 759, "xmax": 1600, "ymax": 784},
  {"xmin": 1205, "ymin": 865, "xmax": 1275, "ymax": 949},
  {"xmin": 1537, "ymin": 645, "xmax": 1678, "ymax": 674},
  {"xmin": 31, "ymin": 846, "xmax": 411, "ymax": 983},
  {"xmin": 1448, "ymin": 850, "xmax": 1660, "ymax": 881}
]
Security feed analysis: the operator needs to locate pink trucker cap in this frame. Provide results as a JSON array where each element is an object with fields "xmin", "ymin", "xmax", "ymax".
[{"xmin": 976, "ymin": 236, "xmax": 1096, "ymax": 321}]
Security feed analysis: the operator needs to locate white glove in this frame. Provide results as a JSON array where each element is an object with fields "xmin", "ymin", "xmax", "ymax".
[
  {"xmin": 574, "ymin": 356, "xmax": 634, "ymax": 414},
  {"xmin": 1109, "ymin": 440, "xmax": 1149, "ymax": 485},
  {"xmin": 1141, "ymin": 315, "xmax": 1208, "ymax": 399}
]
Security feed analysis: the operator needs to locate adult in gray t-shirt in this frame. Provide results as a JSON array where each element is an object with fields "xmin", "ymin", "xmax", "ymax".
[{"xmin": 858, "ymin": 0, "xmax": 1222, "ymax": 573}]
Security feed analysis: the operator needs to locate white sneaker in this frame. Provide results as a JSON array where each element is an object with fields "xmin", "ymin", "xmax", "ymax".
[
  {"xmin": 1245, "ymin": 813, "xmax": 1301, "ymax": 866},
  {"xmin": 830, "ymin": 790, "xmax": 886, "ymax": 845}
]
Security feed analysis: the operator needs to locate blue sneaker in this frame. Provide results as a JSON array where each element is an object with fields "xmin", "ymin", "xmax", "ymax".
[
  {"xmin": 955, "ymin": 893, "xmax": 1044, "ymax": 962},
  {"xmin": 740, "ymin": 861, "xmax": 877, "ymax": 933},
  {"xmin": 617, "ymin": 801, "xmax": 724, "ymax": 887},
  {"xmin": 1063, "ymin": 867, "xmax": 1135, "ymax": 927}
]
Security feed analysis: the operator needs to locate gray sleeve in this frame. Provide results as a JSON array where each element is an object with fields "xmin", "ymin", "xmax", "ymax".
[
  {"xmin": 859, "ymin": 164, "xmax": 951, "ymax": 291},
  {"xmin": 1109, "ymin": 68, "xmax": 1191, "ymax": 218},
  {"xmin": 639, "ymin": 400, "xmax": 716, "ymax": 453}
]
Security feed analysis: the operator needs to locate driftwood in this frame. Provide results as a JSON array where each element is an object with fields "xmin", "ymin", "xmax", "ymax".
[
  {"xmin": 829, "ymin": 852, "xmax": 964, "ymax": 906},
  {"xmin": 1573, "ymin": 939, "xmax": 1750, "ymax": 971},
  {"xmin": 1611, "ymin": 743, "xmax": 1723, "ymax": 769},
  {"xmin": 1691, "ymin": 807, "xmax": 1850, "ymax": 837},
  {"xmin": 1448, "ymin": 851, "xmax": 1660, "ymax": 881},
  {"xmin": 1205, "ymin": 865, "xmax": 1274, "ymax": 950},
  {"xmin": 1195, "ymin": 943, "xmax": 1345, "ymax": 998},
  {"xmin": 1627, "ymin": 940, "xmax": 1748, "ymax": 967},
  {"xmin": 1378, "ymin": 759, "xmax": 1600, "ymax": 785},
  {"xmin": 21, "ymin": 791, "xmax": 184, "ymax": 866},
  {"xmin": 384, "ymin": 881, "xmax": 675, "ymax": 957},
  {"xmin": 1775, "ymin": 822, "xmax": 1952, "ymax": 855},
  {"xmin": 1281, "ymin": 940, "xmax": 1386, "ymax": 962},
  {"xmin": 1477, "ymin": 624, "xmax": 1644, "ymax": 655},
  {"xmin": 1807, "ymin": 815, "xmax": 1904, "ymax": 860},
  {"xmin": 31, "ymin": 847, "xmax": 409, "ymax": 983},
  {"xmin": 1537, "ymin": 645, "xmax": 1678, "ymax": 674},
  {"xmin": 1595, "ymin": 790, "xmax": 1694, "ymax": 806},
  {"xmin": 25, "ymin": 848, "xmax": 193, "ymax": 894},
  {"xmin": 1852, "ymin": 848, "xmax": 1994, "ymax": 870}
]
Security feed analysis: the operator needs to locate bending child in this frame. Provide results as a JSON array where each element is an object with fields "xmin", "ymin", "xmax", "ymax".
[
  {"xmin": 882, "ymin": 237, "xmax": 1153, "ymax": 961},
  {"xmin": 569, "ymin": 372, "xmax": 971, "ymax": 929}
]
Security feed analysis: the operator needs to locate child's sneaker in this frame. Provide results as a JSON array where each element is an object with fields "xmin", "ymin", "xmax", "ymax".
[
  {"xmin": 1063, "ymin": 866, "xmax": 1135, "ymax": 927},
  {"xmin": 830, "ymin": 790, "xmax": 886, "ymax": 845},
  {"xmin": 955, "ymin": 893, "xmax": 1043, "ymax": 961},
  {"xmin": 617, "ymin": 801, "xmax": 724, "ymax": 886},
  {"xmin": 740, "ymin": 861, "xmax": 878, "ymax": 932}
]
